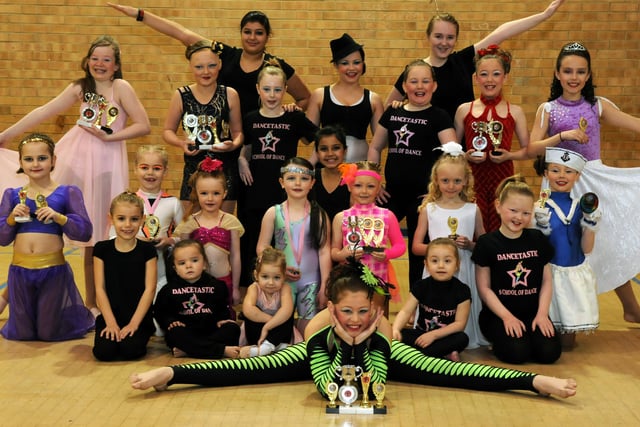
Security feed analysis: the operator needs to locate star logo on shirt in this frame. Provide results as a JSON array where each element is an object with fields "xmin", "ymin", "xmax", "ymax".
[
  {"xmin": 508, "ymin": 261, "xmax": 531, "ymax": 288},
  {"xmin": 183, "ymin": 294, "xmax": 205, "ymax": 311},
  {"xmin": 259, "ymin": 131, "xmax": 280, "ymax": 153},
  {"xmin": 393, "ymin": 124, "xmax": 414, "ymax": 147}
]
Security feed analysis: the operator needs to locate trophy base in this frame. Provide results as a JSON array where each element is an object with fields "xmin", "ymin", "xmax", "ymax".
[
  {"xmin": 491, "ymin": 151, "xmax": 503, "ymax": 156},
  {"xmin": 470, "ymin": 151, "xmax": 484, "ymax": 157},
  {"xmin": 326, "ymin": 405, "xmax": 387, "ymax": 415},
  {"xmin": 14, "ymin": 216, "xmax": 33, "ymax": 223},
  {"xmin": 198, "ymin": 144, "xmax": 213, "ymax": 151},
  {"xmin": 95, "ymin": 125, "xmax": 113, "ymax": 135},
  {"xmin": 76, "ymin": 119, "xmax": 95, "ymax": 129},
  {"xmin": 448, "ymin": 234, "xmax": 458, "ymax": 240}
]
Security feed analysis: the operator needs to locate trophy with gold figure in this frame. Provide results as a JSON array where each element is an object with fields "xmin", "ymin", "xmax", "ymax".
[
  {"xmin": 14, "ymin": 187, "xmax": 32, "ymax": 223},
  {"xmin": 325, "ymin": 365, "xmax": 387, "ymax": 415},
  {"xmin": 447, "ymin": 216, "xmax": 459, "ymax": 240}
]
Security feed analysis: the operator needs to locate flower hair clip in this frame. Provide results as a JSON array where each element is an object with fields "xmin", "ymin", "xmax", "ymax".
[
  {"xmin": 200, "ymin": 157, "xmax": 224, "ymax": 173},
  {"xmin": 338, "ymin": 163, "xmax": 358, "ymax": 186},
  {"xmin": 434, "ymin": 141, "xmax": 465, "ymax": 157}
]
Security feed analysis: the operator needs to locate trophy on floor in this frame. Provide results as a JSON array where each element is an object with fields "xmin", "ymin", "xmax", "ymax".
[
  {"xmin": 325, "ymin": 365, "xmax": 387, "ymax": 415},
  {"xmin": 14, "ymin": 187, "xmax": 32, "ymax": 223},
  {"xmin": 447, "ymin": 216, "xmax": 459, "ymax": 240}
]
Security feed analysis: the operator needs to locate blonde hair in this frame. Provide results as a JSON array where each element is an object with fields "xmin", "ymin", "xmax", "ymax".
[
  {"xmin": 495, "ymin": 175, "xmax": 534, "ymax": 204},
  {"xmin": 109, "ymin": 191, "xmax": 144, "ymax": 215},
  {"xmin": 419, "ymin": 154, "xmax": 474, "ymax": 211},
  {"xmin": 425, "ymin": 237, "xmax": 460, "ymax": 264},
  {"xmin": 255, "ymin": 246, "xmax": 287, "ymax": 276},
  {"xmin": 135, "ymin": 145, "xmax": 168, "ymax": 168}
]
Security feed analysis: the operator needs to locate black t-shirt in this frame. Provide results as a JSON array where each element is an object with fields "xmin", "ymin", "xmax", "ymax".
[
  {"xmin": 393, "ymin": 45, "xmax": 476, "ymax": 120},
  {"xmin": 472, "ymin": 228, "xmax": 554, "ymax": 320},
  {"xmin": 411, "ymin": 276, "xmax": 471, "ymax": 332},
  {"xmin": 93, "ymin": 239, "xmax": 158, "ymax": 331},
  {"xmin": 378, "ymin": 105, "xmax": 452, "ymax": 194},
  {"xmin": 217, "ymin": 42, "xmax": 295, "ymax": 118},
  {"xmin": 242, "ymin": 110, "xmax": 318, "ymax": 209}
]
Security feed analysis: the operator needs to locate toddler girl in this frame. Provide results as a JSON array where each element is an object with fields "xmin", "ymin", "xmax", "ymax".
[
  {"xmin": 393, "ymin": 238, "xmax": 471, "ymax": 361},
  {"xmin": 154, "ymin": 239, "xmax": 240, "ymax": 359},
  {"xmin": 239, "ymin": 246, "xmax": 297, "ymax": 358}
]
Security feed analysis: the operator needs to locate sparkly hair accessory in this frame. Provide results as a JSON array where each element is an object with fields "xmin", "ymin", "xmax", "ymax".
[
  {"xmin": 347, "ymin": 257, "xmax": 392, "ymax": 296},
  {"xmin": 434, "ymin": 141, "xmax": 465, "ymax": 157},
  {"xmin": 200, "ymin": 157, "xmax": 224, "ymax": 173},
  {"xmin": 563, "ymin": 42, "xmax": 587, "ymax": 52},
  {"xmin": 211, "ymin": 41, "xmax": 224, "ymax": 55},
  {"xmin": 280, "ymin": 166, "xmax": 314, "ymax": 177}
]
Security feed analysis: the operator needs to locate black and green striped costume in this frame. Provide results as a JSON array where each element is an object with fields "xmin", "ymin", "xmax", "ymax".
[{"xmin": 170, "ymin": 325, "xmax": 537, "ymax": 395}]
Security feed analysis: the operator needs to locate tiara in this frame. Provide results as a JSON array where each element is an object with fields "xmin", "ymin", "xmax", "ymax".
[
  {"xmin": 280, "ymin": 166, "xmax": 314, "ymax": 177},
  {"xmin": 563, "ymin": 42, "xmax": 586, "ymax": 52}
]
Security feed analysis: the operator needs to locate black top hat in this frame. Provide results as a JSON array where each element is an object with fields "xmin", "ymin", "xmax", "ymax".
[{"xmin": 330, "ymin": 33, "xmax": 365, "ymax": 63}]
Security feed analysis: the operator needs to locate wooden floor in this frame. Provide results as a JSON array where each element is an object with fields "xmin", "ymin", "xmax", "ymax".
[{"xmin": 2, "ymin": 246, "xmax": 640, "ymax": 426}]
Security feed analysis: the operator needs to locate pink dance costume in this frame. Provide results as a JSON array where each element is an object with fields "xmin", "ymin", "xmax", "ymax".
[
  {"xmin": 340, "ymin": 203, "xmax": 406, "ymax": 297},
  {"xmin": 463, "ymin": 97, "xmax": 516, "ymax": 232},
  {"xmin": 543, "ymin": 96, "xmax": 640, "ymax": 293},
  {"xmin": 174, "ymin": 212, "xmax": 244, "ymax": 315},
  {"xmin": 52, "ymin": 88, "xmax": 129, "ymax": 245},
  {"xmin": 0, "ymin": 185, "xmax": 95, "ymax": 341}
]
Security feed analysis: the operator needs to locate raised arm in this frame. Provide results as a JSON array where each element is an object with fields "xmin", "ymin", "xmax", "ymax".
[
  {"xmin": 474, "ymin": 0, "xmax": 565, "ymax": 52},
  {"xmin": 107, "ymin": 3, "xmax": 207, "ymax": 46},
  {"xmin": 0, "ymin": 83, "xmax": 81, "ymax": 146}
]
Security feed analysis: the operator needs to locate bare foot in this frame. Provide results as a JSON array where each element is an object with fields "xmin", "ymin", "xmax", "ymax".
[
  {"xmin": 172, "ymin": 347, "xmax": 187, "ymax": 358},
  {"xmin": 239, "ymin": 346, "xmax": 253, "ymax": 359},
  {"xmin": 532, "ymin": 375, "xmax": 577, "ymax": 398},
  {"xmin": 224, "ymin": 346, "xmax": 240, "ymax": 359},
  {"xmin": 129, "ymin": 367, "xmax": 174, "ymax": 391},
  {"xmin": 623, "ymin": 310, "xmax": 640, "ymax": 324},
  {"xmin": 446, "ymin": 351, "xmax": 461, "ymax": 362}
]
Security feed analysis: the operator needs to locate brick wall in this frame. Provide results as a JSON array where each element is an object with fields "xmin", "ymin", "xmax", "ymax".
[{"xmin": 1, "ymin": 0, "xmax": 638, "ymax": 195}]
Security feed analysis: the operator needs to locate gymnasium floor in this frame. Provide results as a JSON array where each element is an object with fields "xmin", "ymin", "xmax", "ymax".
[{"xmin": 1, "ymin": 245, "xmax": 640, "ymax": 426}]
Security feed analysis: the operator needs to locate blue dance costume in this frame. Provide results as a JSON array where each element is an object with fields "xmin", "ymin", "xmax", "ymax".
[{"xmin": 0, "ymin": 185, "xmax": 94, "ymax": 341}]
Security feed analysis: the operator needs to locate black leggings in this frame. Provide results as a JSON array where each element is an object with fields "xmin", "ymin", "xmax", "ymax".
[{"xmin": 169, "ymin": 341, "xmax": 537, "ymax": 394}]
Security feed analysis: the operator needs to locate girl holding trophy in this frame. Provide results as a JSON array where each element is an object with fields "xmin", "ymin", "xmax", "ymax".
[
  {"xmin": 454, "ymin": 45, "xmax": 530, "ymax": 233},
  {"xmin": 0, "ymin": 35, "xmax": 151, "ymax": 316}
]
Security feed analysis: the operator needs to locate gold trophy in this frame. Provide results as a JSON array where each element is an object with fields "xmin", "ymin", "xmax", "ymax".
[
  {"xmin": 326, "ymin": 381, "xmax": 339, "ymax": 409},
  {"xmin": 15, "ymin": 187, "xmax": 32, "ymax": 223},
  {"xmin": 98, "ymin": 105, "xmax": 119, "ymax": 135},
  {"xmin": 488, "ymin": 120, "xmax": 504, "ymax": 156},
  {"xmin": 579, "ymin": 117, "xmax": 588, "ymax": 132},
  {"xmin": 211, "ymin": 120, "xmax": 224, "ymax": 149},
  {"xmin": 538, "ymin": 189, "xmax": 551, "ymax": 209},
  {"xmin": 360, "ymin": 372, "xmax": 372, "ymax": 408},
  {"xmin": 144, "ymin": 214, "xmax": 161, "ymax": 239},
  {"xmin": 447, "ymin": 216, "xmax": 459, "ymax": 240},
  {"xmin": 326, "ymin": 366, "xmax": 387, "ymax": 415},
  {"xmin": 372, "ymin": 382, "xmax": 386, "ymax": 410},
  {"xmin": 77, "ymin": 92, "xmax": 100, "ymax": 128},
  {"xmin": 35, "ymin": 193, "xmax": 52, "ymax": 224}
]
